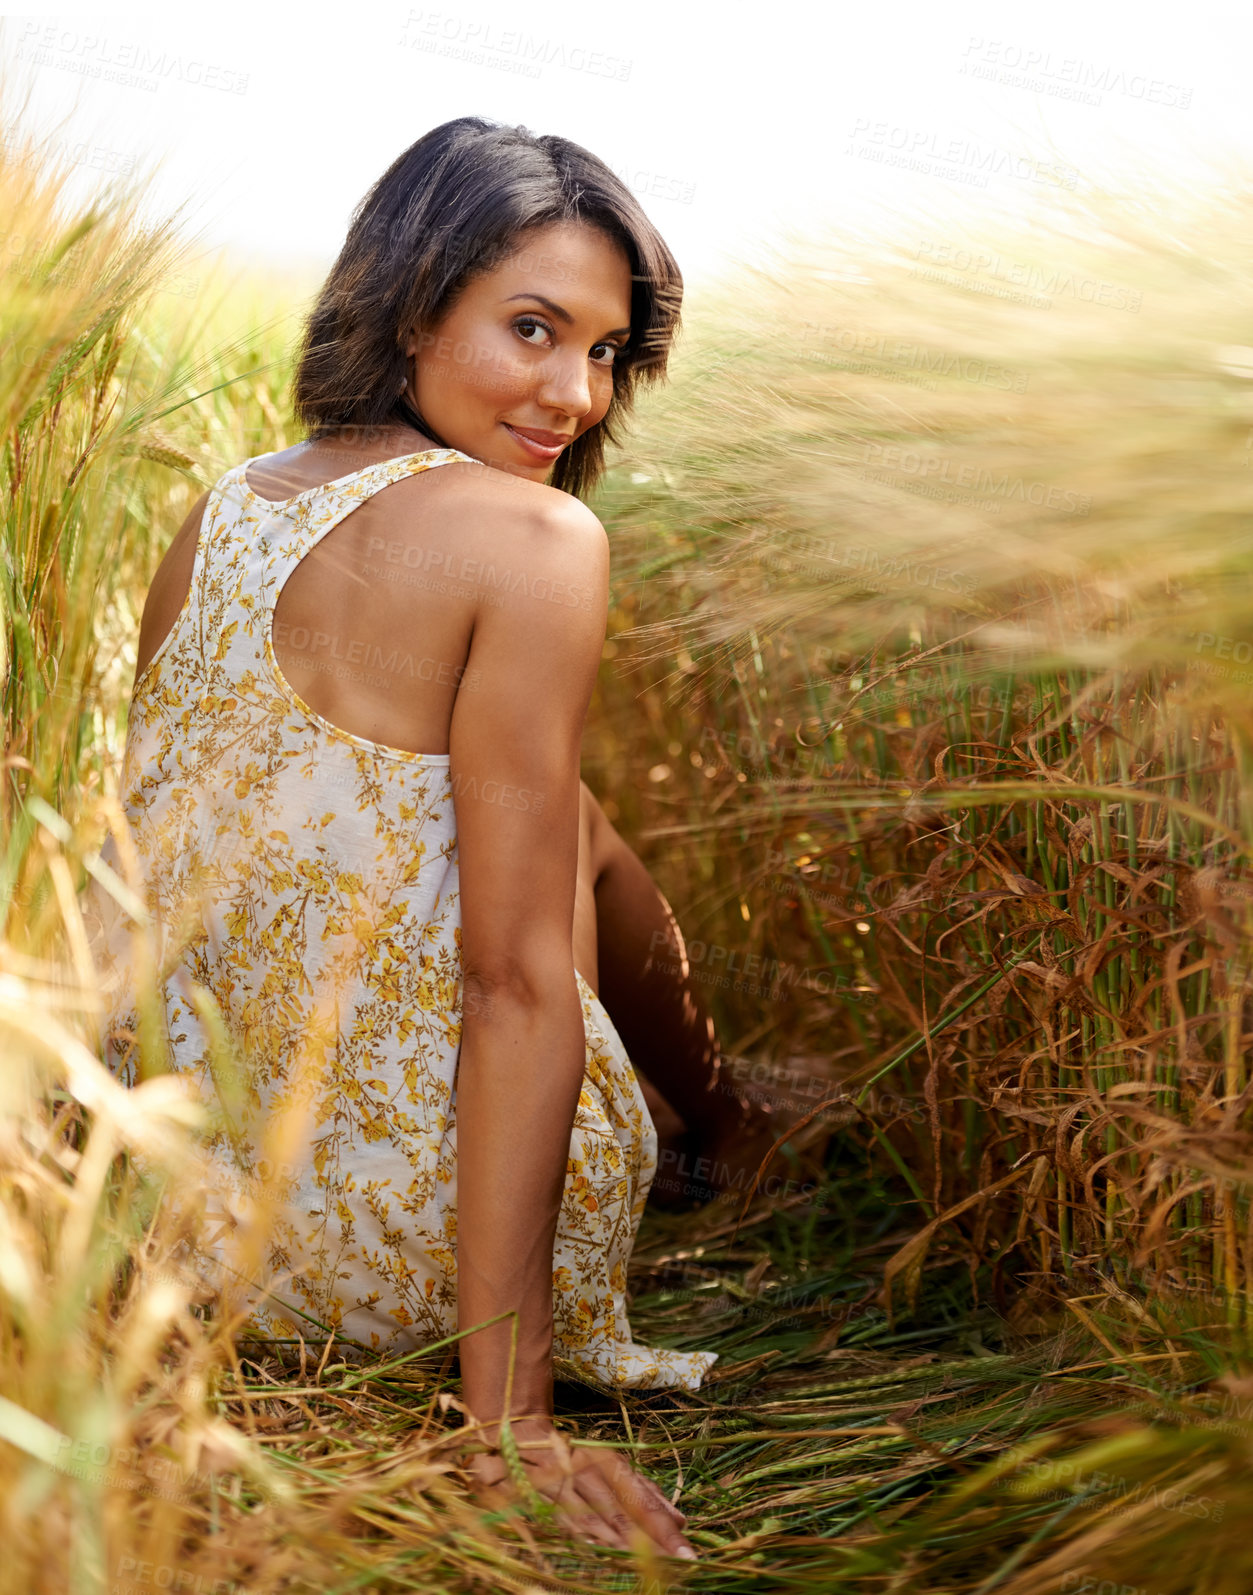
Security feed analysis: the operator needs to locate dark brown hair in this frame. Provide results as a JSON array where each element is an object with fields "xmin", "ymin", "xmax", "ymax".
[{"xmin": 291, "ymin": 115, "xmax": 684, "ymax": 499}]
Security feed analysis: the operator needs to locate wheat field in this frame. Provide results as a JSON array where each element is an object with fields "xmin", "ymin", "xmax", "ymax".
[{"xmin": 4, "ymin": 83, "xmax": 1253, "ymax": 1594}]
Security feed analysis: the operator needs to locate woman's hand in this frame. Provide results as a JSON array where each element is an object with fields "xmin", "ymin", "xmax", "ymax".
[{"xmin": 460, "ymin": 1413, "xmax": 698, "ymax": 1560}]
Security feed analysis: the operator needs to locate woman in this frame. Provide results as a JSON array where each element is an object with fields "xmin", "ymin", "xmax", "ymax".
[{"xmin": 90, "ymin": 116, "xmax": 782, "ymax": 1559}]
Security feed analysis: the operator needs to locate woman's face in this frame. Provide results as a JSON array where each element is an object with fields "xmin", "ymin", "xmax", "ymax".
[{"xmin": 404, "ymin": 220, "xmax": 634, "ymax": 481}]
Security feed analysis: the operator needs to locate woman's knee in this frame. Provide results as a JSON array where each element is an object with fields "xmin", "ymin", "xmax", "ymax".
[
  {"xmin": 577, "ymin": 780, "xmax": 600, "ymax": 876},
  {"xmin": 579, "ymin": 779, "xmax": 627, "ymax": 885}
]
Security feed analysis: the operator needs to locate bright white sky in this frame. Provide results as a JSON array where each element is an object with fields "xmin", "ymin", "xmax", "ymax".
[{"xmin": 2, "ymin": 2, "xmax": 1251, "ymax": 293}]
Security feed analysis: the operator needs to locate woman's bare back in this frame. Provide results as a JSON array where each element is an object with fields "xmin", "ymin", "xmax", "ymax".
[{"xmin": 134, "ymin": 434, "xmax": 572, "ymax": 761}]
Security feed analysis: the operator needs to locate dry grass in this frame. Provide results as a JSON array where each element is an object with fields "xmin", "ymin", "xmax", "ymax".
[{"xmin": 585, "ymin": 162, "xmax": 1253, "ymax": 1340}]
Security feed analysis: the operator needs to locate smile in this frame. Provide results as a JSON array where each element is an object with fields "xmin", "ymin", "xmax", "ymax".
[{"xmin": 502, "ymin": 424, "xmax": 570, "ymax": 461}]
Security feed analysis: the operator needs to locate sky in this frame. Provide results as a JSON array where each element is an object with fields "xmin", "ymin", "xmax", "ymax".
[{"xmin": 2, "ymin": 2, "xmax": 1252, "ymax": 295}]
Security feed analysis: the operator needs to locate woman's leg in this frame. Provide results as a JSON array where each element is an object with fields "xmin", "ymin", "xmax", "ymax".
[
  {"xmin": 577, "ymin": 782, "xmax": 829, "ymax": 1209},
  {"xmin": 578, "ymin": 782, "xmax": 824, "ymax": 1207},
  {"xmin": 578, "ymin": 783, "xmax": 744, "ymax": 1145},
  {"xmin": 574, "ymin": 784, "xmax": 695, "ymax": 1156}
]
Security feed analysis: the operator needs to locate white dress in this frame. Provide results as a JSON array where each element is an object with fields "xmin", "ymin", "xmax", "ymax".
[{"xmin": 85, "ymin": 448, "xmax": 718, "ymax": 1392}]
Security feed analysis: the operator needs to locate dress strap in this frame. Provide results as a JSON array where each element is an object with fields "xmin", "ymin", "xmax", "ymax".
[
  {"xmin": 236, "ymin": 447, "xmax": 481, "ymax": 518},
  {"xmin": 245, "ymin": 448, "xmax": 482, "ymax": 577}
]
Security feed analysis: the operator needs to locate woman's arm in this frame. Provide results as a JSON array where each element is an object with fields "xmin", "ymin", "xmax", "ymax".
[
  {"xmin": 447, "ymin": 488, "xmax": 610, "ymax": 1431},
  {"xmin": 430, "ymin": 486, "xmax": 697, "ymax": 1558}
]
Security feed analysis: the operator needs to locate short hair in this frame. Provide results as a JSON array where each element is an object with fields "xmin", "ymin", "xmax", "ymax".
[{"xmin": 291, "ymin": 115, "xmax": 684, "ymax": 499}]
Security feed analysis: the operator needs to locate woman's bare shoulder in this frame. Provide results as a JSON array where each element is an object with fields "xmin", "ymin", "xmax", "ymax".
[
  {"xmin": 399, "ymin": 458, "xmax": 606, "ymax": 544},
  {"xmin": 387, "ymin": 464, "xmax": 609, "ymax": 615}
]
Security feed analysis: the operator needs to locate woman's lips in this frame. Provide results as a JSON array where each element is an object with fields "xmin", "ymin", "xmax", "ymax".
[{"xmin": 502, "ymin": 423, "xmax": 569, "ymax": 461}]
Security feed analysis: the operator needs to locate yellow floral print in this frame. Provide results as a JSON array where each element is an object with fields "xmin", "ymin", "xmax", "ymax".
[{"xmin": 85, "ymin": 449, "xmax": 718, "ymax": 1393}]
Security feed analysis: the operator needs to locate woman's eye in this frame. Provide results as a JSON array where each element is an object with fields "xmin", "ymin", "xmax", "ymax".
[
  {"xmin": 515, "ymin": 317, "xmax": 550, "ymax": 345},
  {"xmin": 515, "ymin": 318, "xmax": 624, "ymax": 367}
]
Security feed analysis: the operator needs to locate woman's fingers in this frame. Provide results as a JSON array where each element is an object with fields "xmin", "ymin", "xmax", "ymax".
[
  {"xmin": 574, "ymin": 1458, "xmax": 697, "ymax": 1559},
  {"xmin": 463, "ymin": 1435, "xmax": 695, "ymax": 1559},
  {"xmin": 572, "ymin": 1467, "xmax": 649, "ymax": 1550},
  {"xmin": 599, "ymin": 1448, "xmax": 688, "ymax": 1524},
  {"xmin": 469, "ymin": 1449, "xmax": 626, "ymax": 1548},
  {"xmin": 638, "ymin": 1470, "xmax": 688, "ymax": 1522},
  {"xmin": 534, "ymin": 1470, "xmax": 625, "ymax": 1550}
]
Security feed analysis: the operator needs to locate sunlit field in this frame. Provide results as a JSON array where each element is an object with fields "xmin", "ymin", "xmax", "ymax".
[{"xmin": 5, "ymin": 86, "xmax": 1253, "ymax": 1593}]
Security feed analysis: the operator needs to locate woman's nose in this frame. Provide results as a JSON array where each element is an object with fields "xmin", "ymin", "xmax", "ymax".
[{"xmin": 535, "ymin": 351, "xmax": 593, "ymax": 419}]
